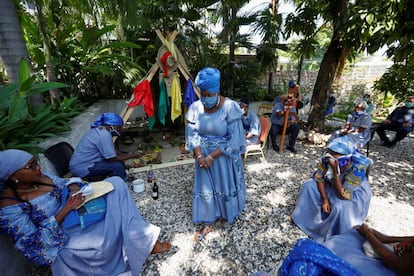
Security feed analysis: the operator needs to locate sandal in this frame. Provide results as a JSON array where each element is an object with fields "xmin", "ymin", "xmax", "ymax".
[
  {"xmin": 151, "ymin": 241, "xmax": 171, "ymax": 254},
  {"xmin": 193, "ymin": 224, "xmax": 213, "ymax": 242}
]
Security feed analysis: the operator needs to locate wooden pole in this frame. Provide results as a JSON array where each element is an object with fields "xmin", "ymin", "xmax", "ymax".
[{"xmin": 278, "ymin": 105, "xmax": 289, "ymax": 153}]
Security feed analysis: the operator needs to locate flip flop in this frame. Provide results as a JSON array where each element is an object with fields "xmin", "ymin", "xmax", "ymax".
[
  {"xmin": 193, "ymin": 224, "xmax": 213, "ymax": 242},
  {"xmin": 151, "ymin": 241, "xmax": 172, "ymax": 254}
]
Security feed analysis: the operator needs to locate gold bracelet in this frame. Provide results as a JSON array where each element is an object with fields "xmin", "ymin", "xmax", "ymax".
[{"xmin": 196, "ymin": 155, "xmax": 202, "ymax": 160}]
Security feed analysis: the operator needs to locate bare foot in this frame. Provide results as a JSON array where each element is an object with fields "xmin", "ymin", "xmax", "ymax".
[
  {"xmin": 193, "ymin": 224, "xmax": 213, "ymax": 242},
  {"xmin": 151, "ymin": 241, "xmax": 171, "ymax": 254}
]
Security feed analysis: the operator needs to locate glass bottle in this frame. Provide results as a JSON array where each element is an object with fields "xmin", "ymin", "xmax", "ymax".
[
  {"xmin": 152, "ymin": 177, "xmax": 159, "ymax": 200},
  {"xmin": 147, "ymin": 165, "xmax": 153, "ymax": 185}
]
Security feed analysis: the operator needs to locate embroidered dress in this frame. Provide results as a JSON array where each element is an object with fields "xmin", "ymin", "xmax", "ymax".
[
  {"xmin": 185, "ymin": 98, "xmax": 246, "ymax": 224},
  {"xmin": 291, "ymin": 153, "xmax": 372, "ymax": 242},
  {"xmin": 0, "ymin": 175, "xmax": 159, "ymax": 275}
]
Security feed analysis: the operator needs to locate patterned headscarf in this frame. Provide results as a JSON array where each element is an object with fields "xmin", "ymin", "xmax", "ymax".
[
  {"xmin": 195, "ymin": 67, "xmax": 220, "ymax": 93},
  {"xmin": 327, "ymin": 136, "xmax": 356, "ymax": 156},
  {"xmin": 91, "ymin": 112, "xmax": 124, "ymax": 128},
  {"xmin": 0, "ymin": 149, "xmax": 33, "ymax": 192}
]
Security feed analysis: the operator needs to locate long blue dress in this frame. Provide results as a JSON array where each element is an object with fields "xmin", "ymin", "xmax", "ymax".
[
  {"xmin": 0, "ymin": 175, "xmax": 159, "ymax": 275},
  {"xmin": 291, "ymin": 153, "xmax": 372, "ymax": 242},
  {"xmin": 321, "ymin": 228, "xmax": 396, "ymax": 276},
  {"xmin": 185, "ymin": 98, "xmax": 246, "ymax": 224}
]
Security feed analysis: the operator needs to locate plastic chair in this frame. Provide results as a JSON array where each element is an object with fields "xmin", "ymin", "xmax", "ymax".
[
  {"xmin": 244, "ymin": 116, "xmax": 272, "ymax": 164},
  {"xmin": 44, "ymin": 142, "xmax": 74, "ymax": 177}
]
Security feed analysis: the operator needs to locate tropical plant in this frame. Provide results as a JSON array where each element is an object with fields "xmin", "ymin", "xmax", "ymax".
[{"xmin": 0, "ymin": 59, "xmax": 84, "ymax": 153}]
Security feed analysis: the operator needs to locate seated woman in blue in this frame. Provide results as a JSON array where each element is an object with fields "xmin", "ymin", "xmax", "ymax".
[
  {"xmin": 70, "ymin": 112, "xmax": 141, "ymax": 181},
  {"xmin": 291, "ymin": 136, "xmax": 372, "ymax": 242},
  {"xmin": 322, "ymin": 224, "xmax": 414, "ymax": 276},
  {"xmin": 239, "ymin": 97, "xmax": 261, "ymax": 145},
  {"xmin": 328, "ymin": 99, "xmax": 372, "ymax": 149},
  {"xmin": 0, "ymin": 149, "xmax": 170, "ymax": 275}
]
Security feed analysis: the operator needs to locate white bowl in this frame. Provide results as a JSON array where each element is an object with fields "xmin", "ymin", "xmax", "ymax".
[{"xmin": 132, "ymin": 179, "xmax": 145, "ymax": 193}]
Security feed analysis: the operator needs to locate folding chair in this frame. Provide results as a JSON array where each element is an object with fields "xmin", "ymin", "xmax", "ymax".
[
  {"xmin": 244, "ymin": 116, "xmax": 272, "ymax": 164},
  {"xmin": 44, "ymin": 142, "xmax": 74, "ymax": 177}
]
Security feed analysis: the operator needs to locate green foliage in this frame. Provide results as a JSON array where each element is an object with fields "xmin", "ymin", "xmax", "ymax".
[{"xmin": 0, "ymin": 59, "xmax": 84, "ymax": 153}]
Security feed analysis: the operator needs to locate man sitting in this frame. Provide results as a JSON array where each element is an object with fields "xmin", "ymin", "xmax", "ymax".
[
  {"xmin": 376, "ymin": 95, "xmax": 414, "ymax": 148},
  {"xmin": 240, "ymin": 97, "xmax": 261, "ymax": 145},
  {"xmin": 270, "ymin": 95, "xmax": 300, "ymax": 153}
]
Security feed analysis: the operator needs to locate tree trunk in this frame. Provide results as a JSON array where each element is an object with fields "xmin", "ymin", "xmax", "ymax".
[
  {"xmin": 0, "ymin": 0, "xmax": 30, "ymax": 83},
  {"xmin": 227, "ymin": 7, "xmax": 237, "ymax": 98},
  {"xmin": 0, "ymin": 0, "xmax": 43, "ymax": 107},
  {"xmin": 267, "ymin": 71, "xmax": 273, "ymax": 95},
  {"xmin": 35, "ymin": 0, "xmax": 60, "ymax": 104},
  {"xmin": 297, "ymin": 55, "xmax": 304, "ymax": 85},
  {"xmin": 307, "ymin": 35, "xmax": 344, "ymax": 130}
]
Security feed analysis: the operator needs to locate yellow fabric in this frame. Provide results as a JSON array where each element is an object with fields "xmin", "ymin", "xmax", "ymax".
[{"xmin": 171, "ymin": 75, "xmax": 182, "ymax": 122}]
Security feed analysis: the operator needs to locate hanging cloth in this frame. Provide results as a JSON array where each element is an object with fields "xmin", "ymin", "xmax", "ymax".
[
  {"xmin": 160, "ymin": 51, "xmax": 173, "ymax": 76},
  {"xmin": 183, "ymin": 80, "xmax": 197, "ymax": 108},
  {"xmin": 128, "ymin": 80, "xmax": 154, "ymax": 118},
  {"xmin": 158, "ymin": 78, "xmax": 169, "ymax": 125},
  {"xmin": 170, "ymin": 75, "xmax": 182, "ymax": 122}
]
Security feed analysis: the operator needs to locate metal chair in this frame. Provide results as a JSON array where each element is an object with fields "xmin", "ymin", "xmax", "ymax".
[
  {"xmin": 244, "ymin": 116, "xmax": 272, "ymax": 164},
  {"xmin": 44, "ymin": 142, "xmax": 74, "ymax": 177}
]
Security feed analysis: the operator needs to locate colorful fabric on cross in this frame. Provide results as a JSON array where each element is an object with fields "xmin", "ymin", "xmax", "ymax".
[
  {"xmin": 280, "ymin": 238, "xmax": 361, "ymax": 276},
  {"xmin": 128, "ymin": 80, "xmax": 155, "ymax": 118},
  {"xmin": 158, "ymin": 78, "xmax": 169, "ymax": 125},
  {"xmin": 171, "ymin": 75, "xmax": 182, "ymax": 122},
  {"xmin": 183, "ymin": 80, "xmax": 197, "ymax": 108}
]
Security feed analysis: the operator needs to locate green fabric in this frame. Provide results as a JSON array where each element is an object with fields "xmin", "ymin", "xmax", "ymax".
[{"xmin": 158, "ymin": 78, "xmax": 169, "ymax": 125}]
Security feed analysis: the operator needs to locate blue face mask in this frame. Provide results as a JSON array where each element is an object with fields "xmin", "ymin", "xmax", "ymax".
[
  {"xmin": 201, "ymin": 95, "xmax": 218, "ymax": 109},
  {"xmin": 109, "ymin": 126, "xmax": 121, "ymax": 137},
  {"xmin": 405, "ymin": 102, "xmax": 414, "ymax": 108},
  {"xmin": 353, "ymin": 110, "xmax": 364, "ymax": 117},
  {"xmin": 325, "ymin": 153, "xmax": 351, "ymax": 169}
]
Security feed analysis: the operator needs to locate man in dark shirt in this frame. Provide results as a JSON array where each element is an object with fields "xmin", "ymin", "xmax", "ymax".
[{"xmin": 376, "ymin": 96, "xmax": 414, "ymax": 148}]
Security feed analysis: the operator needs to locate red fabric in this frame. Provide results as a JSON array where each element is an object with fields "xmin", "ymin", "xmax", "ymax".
[
  {"xmin": 160, "ymin": 51, "xmax": 172, "ymax": 76},
  {"xmin": 128, "ymin": 80, "xmax": 154, "ymax": 117}
]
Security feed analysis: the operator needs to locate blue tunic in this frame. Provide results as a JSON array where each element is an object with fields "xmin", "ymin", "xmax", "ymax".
[
  {"xmin": 70, "ymin": 127, "xmax": 117, "ymax": 177},
  {"xmin": 0, "ymin": 175, "xmax": 159, "ymax": 275},
  {"xmin": 291, "ymin": 153, "xmax": 372, "ymax": 242},
  {"xmin": 322, "ymin": 228, "xmax": 396, "ymax": 276},
  {"xmin": 241, "ymin": 110, "xmax": 261, "ymax": 145},
  {"xmin": 185, "ymin": 98, "xmax": 246, "ymax": 224}
]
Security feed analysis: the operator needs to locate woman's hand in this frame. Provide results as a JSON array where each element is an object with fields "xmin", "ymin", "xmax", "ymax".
[
  {"xmin": 198, "ymin": 156, "xmax": 214, "ymax": 169},
  {"xmin": 321, "ymin": 198, "xmax": 331, "ymax": 213},
  {"xmin": 326, "ymin": 157, "xmax": 338, "ymax": 171},
  {"xmin": 394, "ymin": 239, "xmax": 414, "ymax": 256},
  {"xmin": 355, "ymin": 223, "xmax": 371, "ymax": 237},
  {"xmin": 65, "ymin": 194, "xmax": 85, "ymax": 210}
]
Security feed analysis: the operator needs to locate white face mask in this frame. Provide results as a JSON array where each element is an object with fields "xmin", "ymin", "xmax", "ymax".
[{"xmin": 109, "ymin": 126, "xmax": 121, "ymax": 137}]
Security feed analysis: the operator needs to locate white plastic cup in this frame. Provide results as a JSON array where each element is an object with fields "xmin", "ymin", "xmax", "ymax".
[{"xmin": 132, "ymin": 179, "xmax": 145, "ymax": 193}]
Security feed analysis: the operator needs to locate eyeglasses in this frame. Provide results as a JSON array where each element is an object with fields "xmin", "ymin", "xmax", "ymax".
[{"xmin": 22, "ymin": 159, "xmax": 39, "ymax": 170}]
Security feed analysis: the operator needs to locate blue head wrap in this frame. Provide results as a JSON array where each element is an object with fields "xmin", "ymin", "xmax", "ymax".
[
  {"xmin": 91, "ymin": 112, "xmax": 124, "ymax": 128},
  {"xmin": 195, "ymin": 67, "xmax": 220, "ymax": 93},
  {"xmin": 0, "ymin": 149, "xmax": 33, "ymax": 192},
  {"xmin": 288, "ymin": 80, "xmax": 295, "ymax": 88},
  {"xmin": 327, "ymin": 136, "xmax": 356, "ymax": 155}
]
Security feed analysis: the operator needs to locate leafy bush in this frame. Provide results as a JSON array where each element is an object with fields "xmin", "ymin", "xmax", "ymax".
[{"xmin": 0, "ymin": 59, "xmax": 84, "ymax": 153}]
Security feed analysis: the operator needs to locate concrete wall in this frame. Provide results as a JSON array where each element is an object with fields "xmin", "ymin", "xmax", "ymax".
[{"xmin": 0, "ymin": 100, "xmax": 144, "ymax": 275}]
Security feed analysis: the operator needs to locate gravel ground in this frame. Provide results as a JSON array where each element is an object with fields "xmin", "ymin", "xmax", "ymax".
[{"xmin": 129, "ymin": 135, "xmax": 414, "ymax": 276}]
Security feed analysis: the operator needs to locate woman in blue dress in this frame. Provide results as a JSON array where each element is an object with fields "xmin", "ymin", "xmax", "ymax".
[
  {"xmin": 185, "ymin": 67, "xmax": 246, "ymax": 241},
  {"xmin": 291, "ymin": 136, "xmax": 372, "ymax": 242},
  {"xmin": 0, "ymin": 149, "xmax": 170, "ymax": 275}
]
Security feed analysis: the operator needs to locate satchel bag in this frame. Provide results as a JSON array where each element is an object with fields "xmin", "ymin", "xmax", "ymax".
[{"xmin": 61, "ymin": 181, "xmax": 114, "ymax": 230}]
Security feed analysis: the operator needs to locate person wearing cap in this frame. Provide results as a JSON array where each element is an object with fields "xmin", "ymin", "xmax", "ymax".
[
  {"xmin": 291, "ymin": 136, "xmax": 372, "ymax": 242},
  {"xmin": 287, "ymin": 79, "xmax": 302, "ymax": 110},
  {"xmin": 0, "ymin": 149, "xmax": 170, "ymax": 275},
  {"xmin": 270, "ymin": 95, "xmax": 301, "ymax": 153},
  {"xmin": 362, "ymin": 93, "xmax": 375, "ymax": 115},
  {"xmin": 185, "ymin": 67, "xmax": 246, "ymax": 241},
  {"xmin": 375, "ymin": 95, "xmax": 414, "ymax": 148},
  {"xmin": 327, "ymin": 98, "xmax": 372, "ymax": 149},
  {"xmin": 70, "ymin": 112, "xmax": 142, "ymax": 181},
  {"xmin": 239, "ymin": 97, "xmax": 261, "ymax": 145}
]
